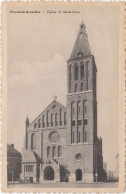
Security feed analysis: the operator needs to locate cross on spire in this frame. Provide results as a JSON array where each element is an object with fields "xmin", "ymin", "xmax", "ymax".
[{"xmin": 53, "ymin": 96, "xmax": 57, "ymax": 100}]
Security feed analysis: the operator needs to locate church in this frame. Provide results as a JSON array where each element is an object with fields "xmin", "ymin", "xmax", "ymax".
[{"xmin": 20, "ymin": 21, "xmax": 106, "ymax": 183}]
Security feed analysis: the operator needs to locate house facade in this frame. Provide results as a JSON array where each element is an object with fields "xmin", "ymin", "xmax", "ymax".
[
  {"xmin": 7, "ymin": 144, "xmax": 22, "ymax": 181},
  {"xmin": 20, "ymin": 21, "xmax": 106, "ymax": 183}
]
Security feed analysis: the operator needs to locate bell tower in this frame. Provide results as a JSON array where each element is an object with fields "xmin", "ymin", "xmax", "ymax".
[
  {"xmin": 66, "ymin": 21, "xmax": 98, "ymax": 182},
  {"xmin": 66, "ymin": 20, "xmax": 97, "ymax": 146}
]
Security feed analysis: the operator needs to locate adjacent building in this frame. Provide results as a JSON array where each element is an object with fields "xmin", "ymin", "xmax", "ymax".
[
  {"xmin": 20, "ymin": 21, "xmax": 106, "ymax": 183},
  {"xmin": 7, "ymin": 144, "xmax": 22, "ymax": 181}
]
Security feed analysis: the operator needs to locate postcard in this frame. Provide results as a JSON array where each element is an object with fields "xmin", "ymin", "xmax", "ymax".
[{"xmin": 1, "ymin": 1, "xmax": 125, "ymax": 192}]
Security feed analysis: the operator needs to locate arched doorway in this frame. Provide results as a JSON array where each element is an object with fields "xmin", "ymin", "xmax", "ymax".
[
  {"xmin": 44, "ymin": 166, "xmax": 54, "ymax": 180},
  {"xmin": 75, "ymin": 169, "xmax": 82, "ymax": 181}
]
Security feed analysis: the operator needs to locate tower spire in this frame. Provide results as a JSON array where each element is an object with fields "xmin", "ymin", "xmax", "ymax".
[
  {"xmin": 80, "ymin": 19, "xmax": 85, "ymax": 29},
  {"xmin": 69, "ymin": 21, "xmax": 91, "ymax": 61}
]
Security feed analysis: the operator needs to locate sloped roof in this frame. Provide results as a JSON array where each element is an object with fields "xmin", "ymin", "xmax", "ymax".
[
  {"xmin": 33, "ymin": 151, "xmax": 41, "ymax": 163},
  {"xmin": 7, "ymin": 144, "xmax": 22, "ymax": 158},
  {"xmin": 22, "ymin": 150, "xmax": 38, "ymax": 163},
  {"xmin": 69, "ymin": 21, "xmax": 91, "ymax": 61}
]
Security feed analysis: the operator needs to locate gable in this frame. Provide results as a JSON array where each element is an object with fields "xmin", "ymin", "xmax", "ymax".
[{"xmin": 27, "ymin": 100, "xmax": 67, "ymax": 131}]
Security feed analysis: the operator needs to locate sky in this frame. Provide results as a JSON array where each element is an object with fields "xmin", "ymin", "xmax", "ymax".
[{"xmin": 6, "ymin": 3, "xmax": 119, "ymax": 171}]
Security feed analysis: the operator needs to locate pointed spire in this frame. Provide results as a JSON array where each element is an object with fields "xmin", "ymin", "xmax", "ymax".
[
  {"xmin": 80, "ymin": 19, "xmax": 85, "ymax": 29},
  {"xmin": 69, "ymin": 21, "xmax": 91, "ymax": 60},
  {"xmin": 26, "ymin": 115, "xmax": 30, "ymax": 127}
]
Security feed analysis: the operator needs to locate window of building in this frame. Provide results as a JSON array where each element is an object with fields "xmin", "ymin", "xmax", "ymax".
[
  {"xmin": 86, "ymin": 61, "xmax": 89, "ymax": 90},
  {"xmin": 84, "ymin": 118, "xmax": 88, "ymax": 125},
  {"xmin": 64, "ymin": 112, "xmax": 67, "ymax": 125},
  {"xmin": 38, "ymin": 119, "xmax": 41, "ymax": 128},
  {"xmin": 47, "ymin": 111, "xmax": 49, "ymax": 127},
  {"xmin": 58, "ymin": 146, "xmax": 62, "ymax": 157},
  {"xmin": 31, "ymin": 133, "xmax": 36, "ymax": 150},
  {"xmin": 72, "ymin": 120, "xmax": 75, "ymax": 126},
  {"xmin": 71, "ymin": 102, "xmax": 75, "ymax": 120},
  {"xmin": 51, "ymin": 113, "xmax": 53, "ymax": 127},
  {"xmin": 72, "ymin": 131, "xmax": 75, "ymax": 143},
  {"xmin": 78, "ymin": 131, "xmax": 81, "ymax": 143},
  {"xmin": 80, "ymin": 62, "xmax": 84, "ymax": 80},
  {"xmin": 25, "ymin": 165, "xmax": 33, "ymax": 173},
  {"xmin": 81, "ymin": 82, "xmax": 84, "ymax": 91},
  {"xmin": 69, "ymin": 65, "xmax": 72, "ymax": 79},
  {"xmin": 74, "ymin": 64, "xmax": 78, "ymax": 80},
  {"xmin": 55, "ymin": 113, "xmax": 58, "ymax": 126},
  {"xmin": 75, "ymin": 83, "xmax": 78, "ymax": 93},
  {"xmin": 83, "ymin": 101, "xmax": 87, "ymax": 116},
  {"xmin": 69, "ymin": 65, "xmax": 72, "ymax": 92},
  {"xmin": 84, "ymin": 131, "xmax": 87, "ymax": 142},
  {"xmin": 42, "ymin": 115, "xmax": 45, "ymax": 128},
  {"xmin": 60, "ymin": 109, "xmax": 62, "ymax": 126},
  {"xmin": 77, "ymin": 120, "xmax": 81, "ymax": 126},
  {"xmin": 52, "ymin": 146, "xmax": 56, "ymax": 158},
  {"xmin": 77, "ymin": 101, "xmax": 81, "ymax": 115},
  {"xmin": 34, "ymin": 123, "xmax": 37, "ymax": 129},
  {"xmin": 47, "ymin": 146, "xmax": 51, "ymax": 157},
  {"xmin": 75, "ymin": 153, "xmax": 82, "ymax": 161}
]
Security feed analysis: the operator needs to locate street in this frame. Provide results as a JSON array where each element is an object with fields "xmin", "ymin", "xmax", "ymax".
[{"xmin": 8, "ymin": 182, "xmax": 118, "ymax": 188}]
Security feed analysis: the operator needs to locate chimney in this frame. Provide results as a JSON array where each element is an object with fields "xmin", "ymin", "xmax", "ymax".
[{"xmin": 11, "ymin": 144, "xmax": 14, "ymax": 148}]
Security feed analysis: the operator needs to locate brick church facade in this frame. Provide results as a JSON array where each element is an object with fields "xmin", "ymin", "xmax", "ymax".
[{"xmin": 20, "ymin": 21, "xmax": 106, "ymax": 183}]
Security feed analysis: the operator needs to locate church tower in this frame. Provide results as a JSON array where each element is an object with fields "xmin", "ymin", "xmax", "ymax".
[{"xmin": 66, "ymin": 21, "xmax": 98, "ymax": 182}]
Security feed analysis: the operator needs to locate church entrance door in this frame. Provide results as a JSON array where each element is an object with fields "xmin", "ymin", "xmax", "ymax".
[
  {"xmin": 44, "ymin": 166, "xmax": 54, "ymax": 180},
  {"xmin": 75, "ymin": 169, "xmax": 82, "ymax": 181}
]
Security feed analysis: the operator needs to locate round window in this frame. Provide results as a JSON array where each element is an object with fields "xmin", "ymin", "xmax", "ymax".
[
  {"xmin": 49, "ymin": 131, "xmax": 60, "ymax": 144},
  {"xmin": 75, "ymin": 153, "xmax": 82, "ymax": 161}
]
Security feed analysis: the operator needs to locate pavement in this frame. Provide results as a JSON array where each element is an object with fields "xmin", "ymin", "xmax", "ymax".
[{"xmin": 8, "ymin": 182, "xmax": 119, "ymax": 188}]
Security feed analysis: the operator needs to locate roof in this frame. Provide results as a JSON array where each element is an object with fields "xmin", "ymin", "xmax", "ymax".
[
  {"xmin": 33, "ymin": 151, "xmax": 41, "ymax": 163},
  {"xmin": 22, "ymin": 150, "xmax": 40, "ymax": 163},
  {"xmin": 7, "ymin": 144, "xmax": 22, "ymax": 158},
  {"xmin": 69, "ymin": 21, "xmax": 91, "ymax": 61}
]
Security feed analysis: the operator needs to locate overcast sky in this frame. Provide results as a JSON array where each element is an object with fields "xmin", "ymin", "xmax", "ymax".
[{"xmin": 6, "ymin": 3, "xmax": 119, "ymax": 171}]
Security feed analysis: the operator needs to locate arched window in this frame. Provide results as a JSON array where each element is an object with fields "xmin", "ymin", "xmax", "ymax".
[
  {"xmin": 38, "ymin": 119, "xmax": 41, "ymax": 128},
  {"xmin": 81, "ymin": 82, "xmax": 84, "ymax": 91},
  {"xmin": 84, "ymin": 130, "xmax": 87, "ymax": 142},
  {"xmin": 42, "ymin": 115, "xmax": 45, "ymax": 128},
  {"xmin": 58, "ymin": 146, "xmax": 62, "ymax": 157},
  {"xmin": 72, "ymin": 130, "xmax": 75, "ymax": 143},
  {"xmin": 86, "ymin": 61, "xmax": 89, "ymax": 90},
  {"xmin": 78, "ymin": 130, "xmax": 81, "ymax": 143},
  {"xmin": 77, "ymin": 101, "xmax": 81, "ymax": 115},
  {"xmin": 52, "ymin": 146, "xmax": 56, "ymax": 158},
  {"xmin": 64, "ymin": 112, "xmax": 67, "ymax": 125},
  {"xmin": 74, "ymin": 64, "xmax": 78, "ymax": 80},
  {"xmin": 71, "ymin": 102, "xmax": 75, "ymax": 120},
  {"xmin": 47, "ymin": 111, "xmax": 49, "ymax": 127},
  {"xmin": 55, "ymin": 113, "xmax": 58, "ymax": 126},
  {"xmin": 83, "ymin": 100, "xmax": 87, "ymax": 115},
  {"xmin": 80, "ymin": 62, "xmax": 84, "ymax": 80},
  {"xmin": 51, "ymin": 113, "xmax": 53, "ymax": 127},
  {"xmin": 69, "ymin": 65, "xmax": 72, "ymax": 92},
  {"xmin": 60, "ymin": 109, "xmax": 62, "ymax": 126},
  {"xmin": 34, "ymin": 123, "xmax": 37, "ymax": 129},
  {"xmin": 31, "ymin": 133, "xmax": 36, "ymax": 150},
  {"xmin": 47, "ymin": 146, "xmax": 51, "ymax": 157},
  {"xmin": 75, "ymin": 83, "xmax": 78, "ymax": 93}
]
